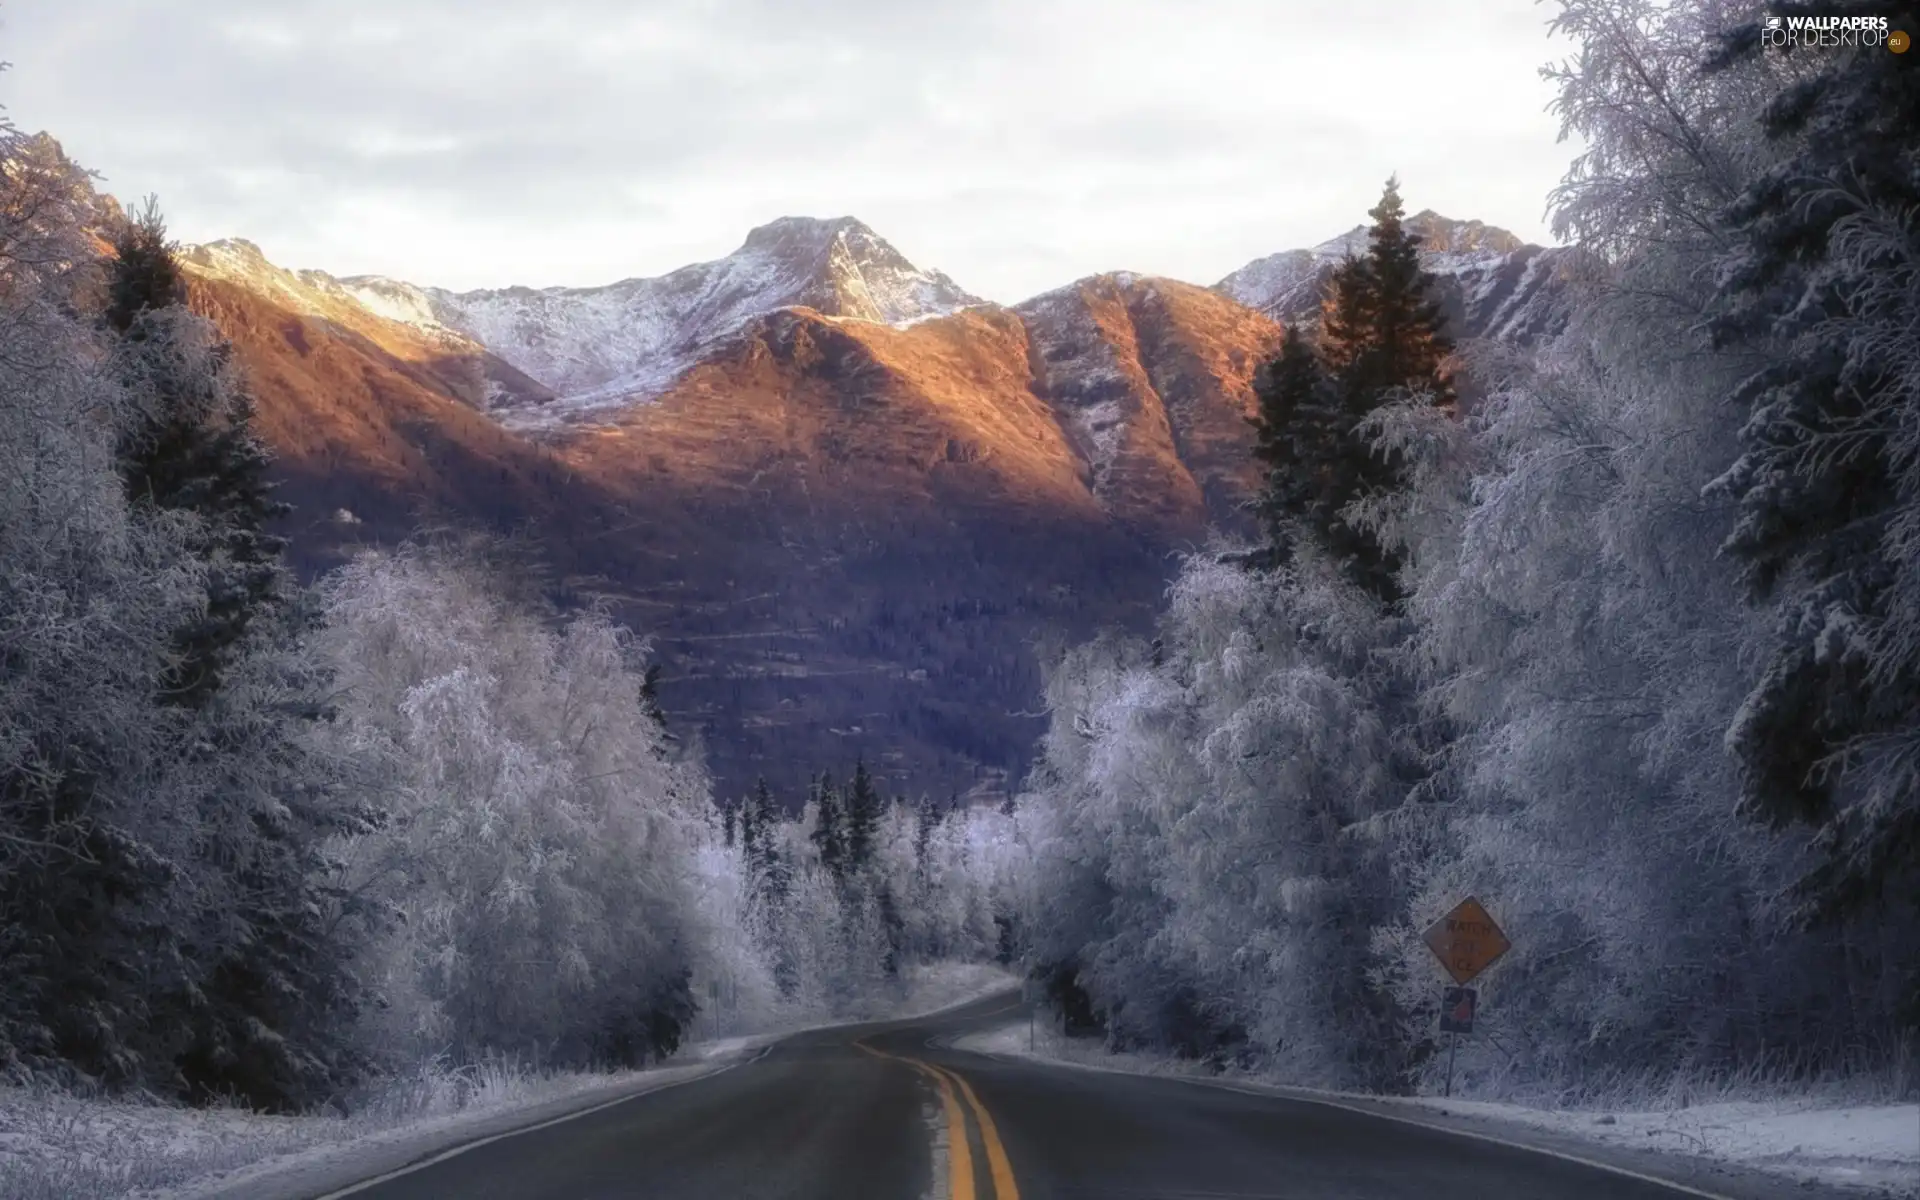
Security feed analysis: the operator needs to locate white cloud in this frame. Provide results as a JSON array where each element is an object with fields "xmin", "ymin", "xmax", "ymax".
[{"xmin": 2, "ymin": 0, "xmax": 1581, "ymax": 303}]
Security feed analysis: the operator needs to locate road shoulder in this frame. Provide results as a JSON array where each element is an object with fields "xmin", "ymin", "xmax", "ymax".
[
  {"xmin": 946, "ymin": 1020, "xmax": 1916, "ymax": 1200},
  {"xmin": 158, "ymin": 1052, "xmax": 759, "ymax": 1200}
]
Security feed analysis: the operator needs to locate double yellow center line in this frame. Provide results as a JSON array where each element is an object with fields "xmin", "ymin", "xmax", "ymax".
[{"xmin": 855, "ymin": 1038, "xmax": 1020, "ymax": 1200}]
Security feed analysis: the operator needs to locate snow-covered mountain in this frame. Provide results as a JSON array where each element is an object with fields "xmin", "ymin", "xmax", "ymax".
[
  {"xmin": 330, "ymin": 216, "xmax": 983, "ymax": 425},
  {"xmin": 175, "ymin": 205, "xmax": 1572, "ymax": 805},
  {"xmin": 1215, "ymin": 210, "xmax": 1574, "ymax": 346},
  {"xmin": 180, "ymin": 238, "xmax": 556, "ymax": 412}
]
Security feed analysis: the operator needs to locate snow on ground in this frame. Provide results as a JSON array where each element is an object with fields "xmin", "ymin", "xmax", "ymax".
[
  {"xmin": 953, "ymin": 1020, "xmax": 1920, "ymax": 1198},
  {"xmin": 0, "ymin": 1060, "xmax": 725, "ymax": 1200},
  {"xmin": 1425, "ymin": 1096, "xmax": 1920, "ymax": 1197},
  {"xmin": 0, "ymin": 963, "xmax": 1017, "ymax": 1200}
]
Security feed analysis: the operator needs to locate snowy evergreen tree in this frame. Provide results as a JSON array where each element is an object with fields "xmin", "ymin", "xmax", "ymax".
[
  {"xmin": 1247, "ymin": 324, "xmax": 1337, "ymax": 566},
  {"xmin": 103, "ymin": 196, "xmax": 182, "ymax": 336},
  {"xmin": 844, "ymin": 758, "xmax": 882, "ymax": 874},
  {"xmin": 746, "ymin": 777, "xmax": 787, "ymax": 905},
  {"xmin": 913, "ymin": 794, "xmax": 939, "ymax": 871},
  {"xmin": 108, "ymin": 203, "xmax": 288, "ymax": 711},
  {"xmin": 0, "ymin": 137, "xmax": 368, "ymax": 1109},
  {"xmin": 1308, "ymin": 177, "xmax": 1456, "ymax": 603},
  {"xmin": 810, "ymin": 771, "xmax": 846, "ymax": 883},
  {"xmin": 1704, "ymin": 2, "xmax": 1920, "ymax": 926}
]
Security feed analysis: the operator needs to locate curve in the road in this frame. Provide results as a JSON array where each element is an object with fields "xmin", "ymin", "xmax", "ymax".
[{"xmin": 319, "ymin": 991, "xmax": 1857, "ymax": 1200}]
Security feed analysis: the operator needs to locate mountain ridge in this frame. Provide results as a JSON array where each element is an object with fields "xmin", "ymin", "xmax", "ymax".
[
  {"xmin": 1214, "ymin": 209, "xmax": 1574, "ymax": 345},
  {"xmin": 169, "ymin": 205, "xmax": 1568, "ymax": 802}
]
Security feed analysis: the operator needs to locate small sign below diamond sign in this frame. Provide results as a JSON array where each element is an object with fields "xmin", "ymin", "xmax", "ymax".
[
  {"xmin": 1438, "ymin": 986, "xmax": 1477, "ymax": 1034},
  {"xmin": 1423, "ymin": 896, "xmax": 1511, "ymax": 985}
]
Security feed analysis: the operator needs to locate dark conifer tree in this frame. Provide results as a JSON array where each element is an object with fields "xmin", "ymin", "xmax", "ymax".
[
  {"xmin": 98, "ymin": 202, "xmax": 365, "ymax": 1108},
  {"xmin": 1322, "ymin": 179, "xmax": 1455, "ymax": 412},
  {"xmin": 105, "ymin": 195, "xmax": 182, "ymax": 336},
  {"xmin": 913, "ymin": 794, "xmax": 939, "ymax": 870},
  {"xmin": 844, "ymin": 758, "xmax": 882, "ymax": 873},
  {"xmin": 639, "ymin": 663, "xmax": 670, "ymax": 738},
  {"xmin": 1705, "ymin": 9, "xmax": 1920, "ymax": 928},
  {"xmin": 739, "ymin": 781, "xmax": 765, "ymax": 861},
  {"xmin": 747, "ymin": 778, "xmax": 788, "ymax": 909},
  {"xmin": 811, "ymin": 771, "xmax": 845, "ymax": 882},
  {"xmin": 1247, "ymin": 325, "xmax": 1339, "ymax": 566},
  {"xmin": 108, "ymin": 201, "xmax": 289, "ymax": 710},
  {"xmin": 1275, "ymin": 176, "xmax": 1455, "ymax": 603}
]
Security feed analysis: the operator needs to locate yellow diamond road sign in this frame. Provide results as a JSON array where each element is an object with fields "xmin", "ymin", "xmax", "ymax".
[{"xmin": 1423, "ymin": 896, "xmax": 1511, "ymax": 985}]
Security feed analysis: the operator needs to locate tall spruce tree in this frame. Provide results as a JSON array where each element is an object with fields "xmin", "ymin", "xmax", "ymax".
[
  {"xmin": 811, "ymin": 771, "xmax": 846, "ymax": 882},
  {"xmin": 1705, "ymin": 8, "xmax": 1920, "ymax": 926},
  {"xmin": 913, "ymin": 794, "xmax": 939, "ymax": 871},
  {"xmin": 1321, "ymin": 179, "xmax": 1455, "ymax": 411},
  {"xmin": 739, "ymin": 781, "xmax": 764, "ymax": 861},
  {"xmin": 109, "ymin": 201, "xmax": 289, "ymax": 710},
  {"xmin": 101, "ymin": 202, "xmax": 366, "ymax": 1107},
  {"xmin": 844, "ymin": 758, "xmax": 881, "ymax": 874},
  {"xmin": 106, "ymin": 196, "xmax": 183, "ymax": 335},
  {"xmin": 747, "ymin": 778, "xmax": 787, "ymax": 907},
  {"xmin": 1248, "ymin": 325, "xmax": 1340, "ymax": 566},
  {"xmin": 1285, "ymin": 177, "xmax": 1456, "ymax": 603}
]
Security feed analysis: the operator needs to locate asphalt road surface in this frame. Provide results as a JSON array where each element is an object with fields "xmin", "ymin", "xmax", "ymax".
[{"xmin": 331, "ymin": 992, "xmax": 1800, "ymax": 1200}]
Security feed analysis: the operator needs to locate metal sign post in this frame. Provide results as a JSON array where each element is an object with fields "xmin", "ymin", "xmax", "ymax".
[{"xmin": 1422, "ymin": 897, "xmax": 1509, "ymax": 1100}]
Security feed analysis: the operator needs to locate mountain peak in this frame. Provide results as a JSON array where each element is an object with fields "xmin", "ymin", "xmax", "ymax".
[
  {"xmin": 729, "ymin": 213, "xmax": 979, "ymax": 325},
  {"xmin": 1404, "ymin": 211, "xmax": 1527, "ymax": 256},
  {"xmin": 740, "ymin": 214, "xmax": 876, "ymax": 250},
  {"xmin": 394, "ymin": 215, "xmax": 982, "ymax": 424},
  {"xmin": 189, "ymin": 237, "xmax": 270, "ymax": 264}
]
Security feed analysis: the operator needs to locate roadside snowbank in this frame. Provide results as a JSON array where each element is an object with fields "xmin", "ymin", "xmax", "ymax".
[
  {"xmin": 953, "ymin": 1020, "xmax": 1919, "ymax": 1198},
  {"xmin": 0, "ymin": 1054, "xmax": 740, "ymax": 1200},
  {"xmin": 0, "ymin": 963, "xmax": 1017, "ymax": 1200}
]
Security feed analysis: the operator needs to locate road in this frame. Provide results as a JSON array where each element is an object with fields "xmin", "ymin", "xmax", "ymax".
[{"xmin": 331, "ymin": 992, "xmax": 1801, "ymax": 1200}]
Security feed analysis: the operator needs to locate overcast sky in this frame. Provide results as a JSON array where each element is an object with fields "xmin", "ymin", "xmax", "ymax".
[{"xmin": 6, "ymin": 0, "xmax": 1580, "ymax": 304}]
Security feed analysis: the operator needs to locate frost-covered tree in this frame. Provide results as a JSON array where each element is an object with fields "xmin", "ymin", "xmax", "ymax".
[
  {"xmin": 1018, "ymin": 555, "xmax": 1417, "ymax": 1085},
  {"xmin": 0, "ymin": 131, "xmax": 199, "ymax": 1092},
  {"xmin": 317, "ymin": 544, "xmax": 709, "ymax": 1068},
  {"xmin": 810, "ymin": 771, "xmax": 846, "ymax": 883},
  {"xmin": 0, "ymin": 134, "xmax": 367, "ymax": 1109},
  {"xmin": 1018, "ymin": 0, "xmax": 1916, "ymax": 1099},
  {"xmin": 1363, "ymin": 0, "xmax": 1917, "ymax": 1092},
  {"xmin": 108, "ymin": 203, "xmax": 288, "ymax": 712},
  {"xmin": 1702, "ymin": 2, "xmax": 1920, "ymax": 926}
]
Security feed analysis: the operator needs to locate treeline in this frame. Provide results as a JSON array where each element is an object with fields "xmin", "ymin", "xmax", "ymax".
[
  {"xmin": 1016, "ymin": 0, "xmax": 1919, "ymax": 1099},
  {"xmin": 713, "ymin": 766, "xmax": 1016, "ymax": 1010},
  {"xmin": 0, "ymin": 128, "xmax": 1013, "ymax": 1112}
]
